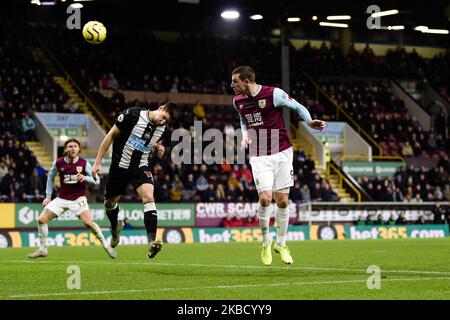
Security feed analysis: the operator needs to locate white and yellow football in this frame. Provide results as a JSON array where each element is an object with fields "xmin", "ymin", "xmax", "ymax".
[{"xmin": 82, "ymin": 21, "xmax": 107, "ymax": 45}]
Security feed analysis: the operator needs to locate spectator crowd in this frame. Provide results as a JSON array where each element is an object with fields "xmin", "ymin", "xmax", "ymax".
[{"xmin": 1, "ymin": 23, "xmax": 449, "ymax": 206}]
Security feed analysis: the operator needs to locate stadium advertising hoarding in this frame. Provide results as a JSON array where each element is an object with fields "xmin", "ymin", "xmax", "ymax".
[
  {"xmin": 0, "ymin": 228, "xmax": 195, "ymax": 248},
  {"xmin": 14, "ymin": 203, "xmax": 195, "ymax": 228},
  {"xmin": 0, "ymin": 204, "xmax": 15, "ymax": 228},
  {"xmin": 193, "ymin": 226, "xmax": 310, "ymax": 243},
  {"xmin": 195, "ymin": 202, "xmax": 297, "ymax": 226},
  {"xmin": 35, "ymin": 112, "xmax": 89, "ymax": 142},
  {"xmin": 1, "ymin": 225, "xmax": 447, "ymax": 248},
  {"xmin": 193, "ymin": 225, "xmax": 347, "ymax": 242},
  {"xmin": 299, "ymin": 208, "xmax": 434, "ymax": 222},
  {"xmin": 0, "ymin": 227, "xmax": 308, "ymax": 248},
  {"xmin": 341, "ymin": 161, "xmax": 406, "ymax": 177},
  {"xmin": 345, "ymin": 225, "xmax": 449, "ymax": 240},
  {"xmin": 197, "ymin": 202, "xmax": 438, "ymax": 224}
]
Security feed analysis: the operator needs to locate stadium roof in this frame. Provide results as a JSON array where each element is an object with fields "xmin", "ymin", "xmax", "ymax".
[{"xmin": 3, "ymin": 0, "xmax": 450, "ymax": 47}]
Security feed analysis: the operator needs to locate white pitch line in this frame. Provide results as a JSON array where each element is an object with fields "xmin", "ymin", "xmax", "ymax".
[
  {"xmin": 2, "ymin": 259, "xmax": 450, "ymax": 276},
  {"xmin": 7, "ymin": 277, "xmax": 450, "ymax": 298}
]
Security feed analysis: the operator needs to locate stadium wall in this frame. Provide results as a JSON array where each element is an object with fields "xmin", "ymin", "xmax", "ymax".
[
  {"xmin": 288, "ymin": 39, "xmax": 448, "ymax": 58},
  {"xmin": 298, "ymin": 122, "xmax": 326, "ymax": 167},
  {"xmin": 33, "ymin": 113, "xmax": 57, "ymax": 161},
  {"xmin": 390, "ymin": 80, "xmax": 432, "ymax": 130}
]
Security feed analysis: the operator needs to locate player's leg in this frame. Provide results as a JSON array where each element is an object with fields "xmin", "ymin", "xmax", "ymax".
[
  {"xmin": 78, "ymin": 210, "xmax": 116, "ymax": 259},
  {"xmin": 104, "ymin": 195, "xmax": 122, "ymax": 248},
  {"xmin": 274, "ymin": 191, "xmax": 290, "ymax": 247},
  {"xmin": 258, "ymin": 190, "xmax": 274, "ymax": 266},
  {"xmin": 258, "ymin": 190, "xmax": 273, "ymax": 246},
  {"xmin": 104, "ymin": 167, "xmax": 128, "ymax": 248},
  {"xmin": 273, "ymin": 190, "xmax": 293, "ymax": 264},
  {"xmin": 250, "ymin": 155, "xmax": 276, "ymax": 265},
  {"xmin": 272, "ymin": 147, "xmax": 295, "ymax": 264},
  {"xmin": 28, "ymin": 209, "xmax": 57, "ymax": 258},
  {"xmin": 135, "ymin": 182, "xmax": 162, "ymax": 259}
]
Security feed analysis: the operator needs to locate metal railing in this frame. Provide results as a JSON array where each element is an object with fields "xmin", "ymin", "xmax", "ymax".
[
  {"xmin": 327, "ymin": 161, "xmax": 362, "ymax": 202},
  {"xmin": 340, "ymin": 155, "xmax": 405, "ymax": 162},
  {"xmin": 297, "ymin": 68, "xmax": 383, "ymax": 156}
]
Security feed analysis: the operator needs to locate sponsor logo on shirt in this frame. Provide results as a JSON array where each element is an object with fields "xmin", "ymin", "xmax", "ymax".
[
  {"xmin": 63, "ymin": 174, "xmax": 78, "ymax": 184},
  {"xmin": 126, "ymin": 134, "xmax": 151, "ymax": 153},
  {"xmin": 245, "ymin": 112, "xmax": 264, "ymax": 127}
]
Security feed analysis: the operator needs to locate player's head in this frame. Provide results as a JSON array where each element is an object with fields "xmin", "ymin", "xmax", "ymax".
[
  {"xmin": 155, "ymin": 102, "xmax": 178, "ymax": 126},
  {"xmin": 64, "ymin": 138, "xmax": 81, "ymax": 158},
  {"xmin": 231, "ymin": 66, "xmax": 256, "ymax": 95}
]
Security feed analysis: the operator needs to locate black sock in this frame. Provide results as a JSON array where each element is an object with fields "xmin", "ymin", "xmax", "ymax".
[
  {"xmin": 144, "ymin": 210, "xmax": 157, "ymax": 242},
  {"xmin": 106, "ymin": 205, "xmax": 119, "ymax": 230}
]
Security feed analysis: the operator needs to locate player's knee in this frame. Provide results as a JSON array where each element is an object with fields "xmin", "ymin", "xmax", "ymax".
[
  {"xmin": 104, "ymin": 198, "xmax": 117, "ymax": 209},
  {"xmin": 38, "ymin": 216, "xmax": 48, "ymax": 225},
  {"xmin": 142, "ymin": 195, "xmax": 154, "ymax": 203},
  {"xmin": 276, "ymin": 198, "xmax": 289, "ymax": 208},
  {"xmin": 141, "ymin": 191, "xmax": 154, "ymax": 204},
  {"xmin": 83, "ymin": 222, "xmax": 91, "ymax": 229},
  {"xmin": 259, "ymin": 194, "xmax": 272, "ymax": 207}
]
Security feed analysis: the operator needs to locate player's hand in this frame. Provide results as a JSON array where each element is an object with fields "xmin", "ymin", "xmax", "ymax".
[
  {"xmin": 241, "ymin": 135, "xmax": 252, "ymax": 149},
  {"xmin": 76, "ymin": 173, "xmax": 87, "ymax": 182},
  {"xmin": 154, "ymin": 144, "xmax": 165, "ymax": 158},
  {"xmin": 308, "ymin": 120, "xmax": 326, "ymax": 131},
  {"xmin": 91, "ymin": 163, "xmax": 101, "ymax": 178},
  {"xmin": 42, "ymin": 197, "xmax": 51, "ymax": 207}
]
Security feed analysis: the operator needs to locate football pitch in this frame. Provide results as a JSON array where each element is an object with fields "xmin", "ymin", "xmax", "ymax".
[{"xmin": 1, "ymin": 238, "xmax": 449, "ymax": 300}]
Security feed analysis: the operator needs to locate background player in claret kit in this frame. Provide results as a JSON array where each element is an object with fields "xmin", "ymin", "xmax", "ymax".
[
  {"xmin": 28, "ymin": 138, "xmax": 116, "ymax": 259},
  {"xmin": 91, "ymin": 103, "xmax": 177, "ymax": 259},
  {"xmin": 231, "ymin": 66, "xmax": 325, "ymax": 266}
]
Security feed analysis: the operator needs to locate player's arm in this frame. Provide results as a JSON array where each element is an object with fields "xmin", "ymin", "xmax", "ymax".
[
  {"xmin": 233, "ymin": 97, "xmax": 252, "ymax": 149},
  {"xmin": 238, "ymin": 113, "xmax": 252, "ymax": 149},
  {"xmin": 92, "ymin": 125, "xmax": 120, "ymax": 176},
  {"xmin": 273, "ymin": 87, "xmax": 325, "ymax": 131},
  {"xmin": 148, "ymin": 139, "xmax": 165, "ymax": 158},
  {"xmin": 78, "ymin": 161, "xmax": 100, "ymax": 185},
  {"xmin": 43, "ymin": 161, "xmax": 57, "ymax": 206}
]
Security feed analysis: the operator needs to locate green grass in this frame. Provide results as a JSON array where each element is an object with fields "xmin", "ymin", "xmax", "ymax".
[{"xmin": 1, "ymin": 238, "xmax": 450, "ymax": 300}]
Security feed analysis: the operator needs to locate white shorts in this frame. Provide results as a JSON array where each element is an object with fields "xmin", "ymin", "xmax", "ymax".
[
  {"xmin": 249, "ymin": 147, "xmax": 294, "ymax": 193},
  {"xmin": 45, "ymin": 196, "xmax": 90, "ymax": 217}
]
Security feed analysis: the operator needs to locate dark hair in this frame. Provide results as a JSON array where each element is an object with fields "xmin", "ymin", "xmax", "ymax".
[
  {"xmin": 161, "ymin": 102, "xmax": 178, "ymax": 122},
  {"xmin": 232, "ymin": 66, "xmax": 256, "ymax": 82},
  {"xmin": 64, "ymin": 138, "xmax": 81, "ymax": 155}
]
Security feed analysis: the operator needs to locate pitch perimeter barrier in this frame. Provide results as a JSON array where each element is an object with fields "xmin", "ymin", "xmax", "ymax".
[
  {"xmin": 0, "ymin": 224, "xmax": 448, "ymax": 248},
  {"xmin": 1, "ymin": 202, "xmax": 449, "ymax": 229}
]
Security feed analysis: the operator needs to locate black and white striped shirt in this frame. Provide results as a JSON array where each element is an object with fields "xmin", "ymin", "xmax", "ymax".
[{"xmin": 112, "ymin": 107, "xmax": 165, "ymax": 170}]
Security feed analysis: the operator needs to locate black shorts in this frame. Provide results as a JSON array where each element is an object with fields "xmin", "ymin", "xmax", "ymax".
[{"xmin": 105, "ymin": 166, "xmax": 154, "ymax": 198}]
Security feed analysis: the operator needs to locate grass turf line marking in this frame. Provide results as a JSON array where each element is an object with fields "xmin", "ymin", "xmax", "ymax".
[
  {"xmin": 7, "ymin": 277, "xmax": 450, "ymax": 298},
  {"xmin": 2, "ymin": 259, "xmax": 450, "ymax": 276}
]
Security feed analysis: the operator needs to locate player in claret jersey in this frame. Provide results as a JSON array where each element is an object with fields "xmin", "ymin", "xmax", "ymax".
[
  {"xmin": 231, "ymin": 66, "xmax": 325, "ymax": 266},
  {"xmin": 28, "ymin": 138, "xmax": 116, "ymax": 259}
]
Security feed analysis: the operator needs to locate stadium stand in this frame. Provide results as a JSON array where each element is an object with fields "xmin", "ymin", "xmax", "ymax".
[
  {"xmin": 0, "ymin": 25, "xmax": 73, "ymax": 202},
  {"xmin": 1, "ymin": 23, "xmax": 449, "ymax": 204}
]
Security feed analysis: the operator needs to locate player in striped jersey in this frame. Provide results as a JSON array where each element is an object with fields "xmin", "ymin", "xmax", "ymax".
[{"xmin": 91, "ymin": 103, "xmax": 177, "ymax": 259}]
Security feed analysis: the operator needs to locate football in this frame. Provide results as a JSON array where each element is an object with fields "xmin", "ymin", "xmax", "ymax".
[{"xmin": 82, "ymin": 21, "xmax": 107, "ymax": 44}]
